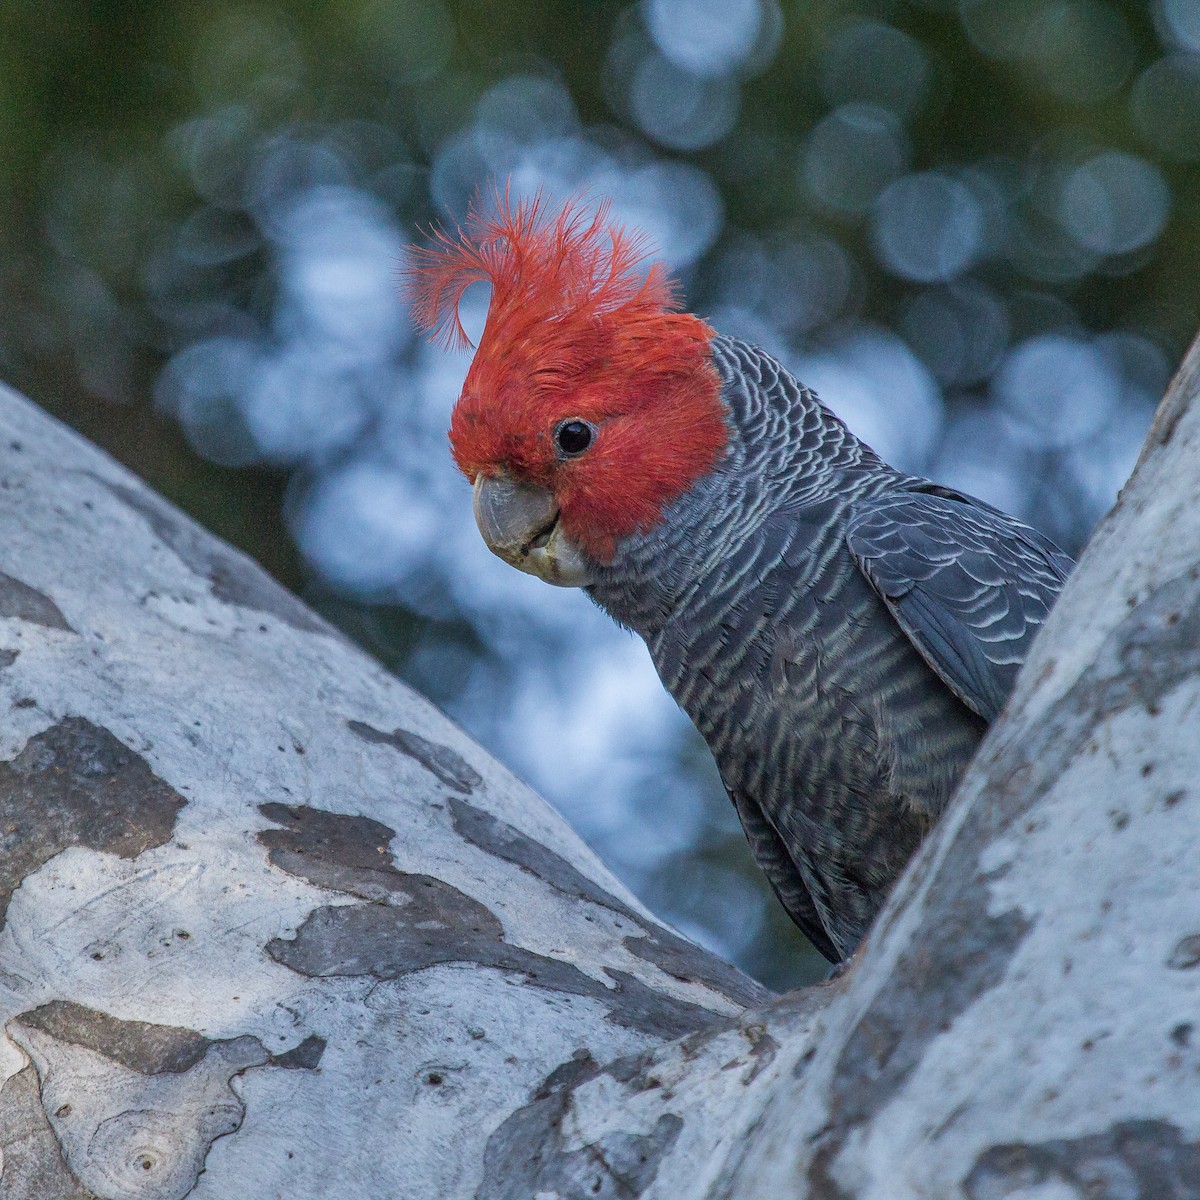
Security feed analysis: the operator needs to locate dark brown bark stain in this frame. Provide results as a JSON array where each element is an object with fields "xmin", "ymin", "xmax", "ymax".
[
  {"xmin": 270, "ymin": 1033, "xmax": 327, "ymax": 1070},
  {"xmin": 446, "ymin": 795, "xmax": 769, "ymax": 1009},
  {"xmin": 15, "ymin": 1001, "xmax": 325, "ymax": 1076},
  {"xmin": 347, "ymin": 719, "xmax": 482, "ymax": 793},
  {"xmin": 347, "ymin": 722, "xmax": 767, "ymax": 1009},
  {"xmin": 19, "ymin": 1001, "xmax": 212, "ymax": 1074},
  {"xmin": 93, "ymin": 476, "xmax": 329, "ymax": 635},
  {"xmin": 0, "ymin": 717, "xmax": 186, "ymax": 929},
  {"xmin": 806, "ymin": 572, "xmax": 1200, "ymax": 1197},
  {"xmin": 965, "ymin": 1120, "xmax": 1200, "ymax": 1199},
  {"xmin": 258, "ymin": 802, "xmax": 724, "ymax": 1039},
  {"xmin": 0, "ymin": 1066, "xmax": 97, "ymax": 1199},
  {"xmin": 478, "ymin": 1051, "xmax": 684, "ymax": 1200},
  {"xmin": 624, "ymin": 932, "xmax": 768, "ymax": 1011},
  {"xmin": 0, "ymin": 570, "xmax": 73, "ymax": 632}
]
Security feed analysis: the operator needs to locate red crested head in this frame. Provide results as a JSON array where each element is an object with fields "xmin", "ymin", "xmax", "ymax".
[{"xmin": 405, "ymin": 191, "xmax": 727, "ymax": 563}]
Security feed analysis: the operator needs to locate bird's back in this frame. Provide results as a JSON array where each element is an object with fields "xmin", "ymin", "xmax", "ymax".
[{"xmin": 648, "ymin": 491, "xmax": 987, "ymax": 959}]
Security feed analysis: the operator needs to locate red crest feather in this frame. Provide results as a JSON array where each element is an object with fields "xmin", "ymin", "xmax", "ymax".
[
  {"xmin": 404, "ymin": 190, "xmax": 680, "ymax": 351},
  {"xmin": 405, "ymin": 187, "xmax": 726, "ymax": 561}
]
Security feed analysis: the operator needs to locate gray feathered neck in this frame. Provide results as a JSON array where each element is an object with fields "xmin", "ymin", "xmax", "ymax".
[{"xmin": 586, "ymin": 335, "xmax": 897, "ymax": 635}]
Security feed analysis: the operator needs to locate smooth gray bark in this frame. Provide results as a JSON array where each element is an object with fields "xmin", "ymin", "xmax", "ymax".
[{"xmin": 0, "ymin": 332, "xmax": 1197, "ymax": 1199}]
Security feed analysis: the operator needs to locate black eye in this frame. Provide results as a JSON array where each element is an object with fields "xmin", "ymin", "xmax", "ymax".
[{"xmin": 555, "ymin": 419, "xmax": 595, "ymax": 457}]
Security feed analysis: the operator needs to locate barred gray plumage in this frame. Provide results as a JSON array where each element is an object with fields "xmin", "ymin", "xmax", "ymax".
[{"xmin": 587, "ymin": 336, "xmax": 1072, "ymax": 961}]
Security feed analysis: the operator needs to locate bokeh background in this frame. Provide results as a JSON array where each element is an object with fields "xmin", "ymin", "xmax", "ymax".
[{"xmin": 2, "ymin": 0, "xmax": 1197, "ymax": 989}]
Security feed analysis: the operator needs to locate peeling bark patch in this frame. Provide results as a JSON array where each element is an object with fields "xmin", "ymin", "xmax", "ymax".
[
  {"xmin": 807, "ymin": 837, "xmax": 1033, "ymax": 1195},
  {"xmin": 0, "ymin": 1065, "xmax": 98, "ymax": 1199},
  {"xmin": 602, "ymin": 971, "xmax": 726, "ymax": 1041},
  {"xmin": 19, "ymin": 1002, "xmax": 210, "ymax": 1074},
  {"xmin": 808, "ymin": 574, "xmax": 1200, "ymax": 1195},
  {"xmin": 9, "ymin": 1018, "xmax": 270, "ymax": 1200},
  {"xmin": 348, "ymin": 720, "xmax": 481, "ymax": 793},
  {"xmin": 624, "ymin": 932, "xmax": 769, "ymax": 1010},
  {"xmin": 258, "ymin": 801, "xmax": 405, "ymax": 897},
  {"xmin": 448, "ymin": 796, "xmax": 768, "ymax": 1008},
  {"xmin": 7, "ymin": 1004, "xmax": 325, "ymax": 1199},
  {"xmin": 0, "ymin": 717, "xmax": 186, "ymax": 928},
  {"xmin": 0, "ymin": 570, "xmax": 73, "ymax": 631},
  {"xmin": 479, "ymin": 1053, "xmax": 684, "ymax": 1200},
  {"xmin": 270, "ymin": 1034, "xmax": 326, "ymax": 1070},
  {"xmin": 259, "ymin": 803, "xmax": 724, "ymax": 1038},
  {"xmin": 449, "ymin": 795, "xmax": 643, "ymax": 919},
  {"xmin": 828, "ymin": 907, "xmax": 1033, "ymax": 1130},
  {"xmin": 0, "ymin": 647, "xmax": 18, "ymax": 667},
  {"xmin": 965, "ymin": 1120, "xmax": 1200, "ymax": 1200},
  {"xmin": 13, "ymin": 1001, "xmax": 325, "ymax": 1079},
  {"xmin": 268, "ymin": 900, "xmax": 720, "ymax": 1039},
  {"xmin": 95, "ymin": 477, "xmax": 328, "ymax": 635}
]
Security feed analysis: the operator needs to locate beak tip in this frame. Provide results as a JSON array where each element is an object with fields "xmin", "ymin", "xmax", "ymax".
[{"xmin": 470, "ymin": 473, "xmax": 593, "ymax": 587}]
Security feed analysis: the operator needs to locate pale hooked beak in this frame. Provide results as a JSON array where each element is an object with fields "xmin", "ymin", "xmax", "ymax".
[{"xmin": 472, "ymin": 474, "xmax": 595, "ymax": 588}]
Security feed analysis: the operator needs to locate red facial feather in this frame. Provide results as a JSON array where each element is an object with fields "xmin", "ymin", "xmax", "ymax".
[{"xmin": 405, "ymin": 190, "xmax": 728, "ymax": 562}]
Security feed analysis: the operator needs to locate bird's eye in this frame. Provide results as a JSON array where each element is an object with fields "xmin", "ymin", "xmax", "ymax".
[{"xmin": 555, "ymin": 419, "xmax": 595, "ymax": 457}]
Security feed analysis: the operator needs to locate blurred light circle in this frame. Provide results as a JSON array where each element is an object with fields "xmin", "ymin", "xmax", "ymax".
[
  {"xmin": 240, "ymin": 351, "xmax": 369, "ymax": 464},
  {"xmin": 1005, "ymin": 290, "xmax": 1083, "ymax": 344},
  {"xmin": 792, "ymin": 328, "xmax": 944, "ymax": 471},
  {"xmin": 1095, "ymin": 330, "xmax": 1172, "ymax": 399},
  {"xmin": 934, "ymin": 409, "xmax": 1032, "ymax": 517},
  {"xmin": 630, "ymin": 53, "xmax": 740, "ymax": 150},
  {"xmin": 475, "ymin": 74, "xmax": 580, "ymax": 156},
  {"xmin": 324, "ymin": 119, "xmax": 406, "ymax": 179},
  {"xmin": 1003, "ymin": 206, "xmax": 1099, "ymax": 283},
  {"xmin": 275, "ymin": 186, "xmax": 407, "ymax": 357},
  {"xmin": 1059, "ymin": 151, "xmax": 1170, "ymax": 255},
  {"xmin": 154, "ymin": 337, "xmax": 265, "ymax": 467},
  {"xmin": 900, "ymin": 281, "xmax": 1010, "ymax": 386},
  {"xmin": 247, "ymin": 136, "xmax": 353, "ymax": 235},
  {"xmin": 1025, "ymin": 1, "xmax": 1134, "ymax": 104},
  {"xmin": 296, "ymin": 461, "xmax": 439, "ymax": 592},
  {"xmin": 705, "ymin": 305, "xmax": 790, "ymax": 360},
  {"xmin": 1130, "ymin": 54, "xmax": 1200, "ymax": 160},
  {"xmin": 768, "ymin": 237, "xmax": 857, "ymax": 334},
  {"xmin": 610, "ymin": 161, "xmax": 724, "ymax": 268},
  {"xmin": 1155, "ymin": 0, "xmax": 1200, "ymax": 51},
  {"xmin": 957, "ymin": 0, "xmax": 1037, "ymax": 60},
  {"xmin": 642, "ymin": 0, "xmax": 769, "ymax": 77},
  {"xmin": 819, "ymin": 21, "xmax": 931, "ymax": 119},
  {"xmin": 872, "ymin": 172, "xmax": 984, "ymax": 282},
  {"xmin": 168, "ymin": 106, "xmax": 256, "ymax": 207},
  {"xmin": 1065, "ymin": 400, "xmax": 1154, "ymax": 518},
  {"xmin": 503, "ymin": 134, "xmax": 606, "ymax": 203},
  {"xmin": 175, "ymin": 207, "xmax": 259, "ymax": 267},
  {"xmin": 800, "ymin": 103, "xmax": 909, "ymax": 216},
  {"xmin": 712, "ymin": 233, "xmax": 857, "ymax": 336},
  {"xmin": 429, "ymin": 128, "xmax": 491, "ymax": 222},
  {"xmin": 957, "ymin": 162, "xmax": 1023, "ymax": 254},
  {"xmin": 993, "ymin": 333, "xmax": 1120, "ymax": 448}
]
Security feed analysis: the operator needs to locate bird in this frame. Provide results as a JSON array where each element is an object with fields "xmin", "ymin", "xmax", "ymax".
[{"xmin": 406, "ymin": 192, "xmax": 1073, "ymax": 963}]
